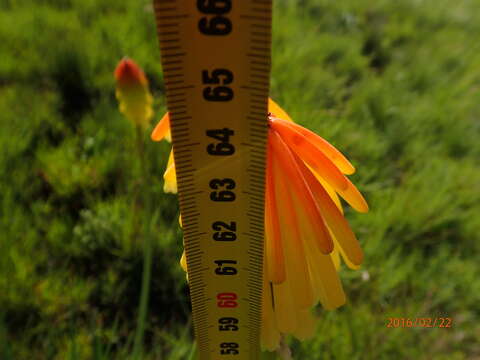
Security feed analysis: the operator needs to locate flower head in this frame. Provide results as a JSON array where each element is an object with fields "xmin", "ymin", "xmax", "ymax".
[
  {"xmin": 114, "ymin": 58, "xmax": 153, "ymax": 128},
  {"xmin": 152, "ymin": 98, "xmax": 368, "ymax": 351}
]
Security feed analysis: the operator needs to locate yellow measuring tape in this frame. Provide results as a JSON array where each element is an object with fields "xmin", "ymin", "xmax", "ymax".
[{"xmin": 153, "ymin": 1, "xmax": 272, "ymax": 358}]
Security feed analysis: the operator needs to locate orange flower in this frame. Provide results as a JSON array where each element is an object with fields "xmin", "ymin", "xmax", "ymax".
[
  {"xmin": 114, "ymin": 58, "xmax": 153, "ymax": 128},
  {"xmin": 152, "ymin": 99, "xmax": 368, "ymax": 351}
]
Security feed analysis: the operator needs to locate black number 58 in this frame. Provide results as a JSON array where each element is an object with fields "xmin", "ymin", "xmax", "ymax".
[{"xmin": 220, "ymin": 342, "xmax": 239, "ymax": 355}]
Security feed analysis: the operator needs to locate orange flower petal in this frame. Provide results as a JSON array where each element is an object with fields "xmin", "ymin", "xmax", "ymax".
[
  {"xmin": 271, "ymin": 144, "xmax": 314, "ymax": 308},
  {"xmin": 265, "ymin": 140, "xmax": 286, "ymax": 284},
  {"xmin": 336, "ymin": 177, "xmax": 369, "ymax": 213},
  {"xmin": 274, "ymin": 117, "xmax": 355, "ymax": 175},
  {"xmin": 270, "ymin": 117, "xmax": 348, "ymax": 191},
  {"xmin": 269, "ymin": 130, "xmax": 333, "ymax": 254},
  {"xmin": 151, "ymin": 112, "xmax": 171, "ymax": 142},
  {"xmin": 313, "ymin": 172, "xmax": 343, "ymax": 214},
  {"xmin": 294, "ymin": 153, "xmax": 364, "ymax": 266}
]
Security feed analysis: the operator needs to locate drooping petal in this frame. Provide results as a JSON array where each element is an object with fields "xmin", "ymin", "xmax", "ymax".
[
  {"xmin": 314, "ymin": 171, "xmax": 343, "ymax": 214},
  {"xmin": 272, "ymin": 279, "xmax": 297, "ymax": 333},
  {"xmin": 260, "ymin": 260, "xmax": 281, "ymax": 351},
  {"xmin": 306, "ymin": 236, "xmax": 346, "ymax": 310},
  {"xmin": 294, "ymin": 308, "xmax": 317, "ymax": 341},
  {"xmin": 269, "ymin": 129, "xmax": 334, "ymax": 254},
  {"xmin": 271, "ymin": 117, "xmax": 348, "ymax": 191},
  {"xmin": 336, "ymin": 238, "xmax": 361, "ymax": 270},
  {"xmin": 151, "ymin": 112, "xmax": 172, "ymax": 142},
  {"xmin": 330, "ymin": 237, "xmax": 341, "ymax": 270},
  {"xmin": 265, "ymin": 139, "xmax": 286, "ymax": 284},
  {"xmin": 274, "ymin": 118, "xmax": 355, "ymax": 175},
  {"xmin": 271, "ymin": 145, "xmax": 314, "ymax": 309},
  {"xmin": 180, "ymin": 251, "xmax": 187, "ymax": 271},
  {"xmin": 150, "ymin": 94, "xmax": 369, "ymax": 352},
  {"xmin": 293, "ymin": 152, "xmax": 364, "ymax": 266},
  {"xmin": 337, "ymin": 178, "xmax": 369, "ymax": 213},
  {"xmin": 282, "ymin": 181, "xmax": 346, "ymax": 310},
  {"xmin": 307, "ymin": 162, "xmax": 368, "ymax": 213},
  {"xmin": 163, "ymin": 150, "xmax": 177, "ymax": 193}
]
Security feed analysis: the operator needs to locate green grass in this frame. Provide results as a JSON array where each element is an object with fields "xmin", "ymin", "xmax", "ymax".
[{"xmin": 1, "ymin": 0, "xmax": 480, "ymax": 359}]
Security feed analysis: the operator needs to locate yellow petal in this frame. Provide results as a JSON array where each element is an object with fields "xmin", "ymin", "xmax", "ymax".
[
  {"xmin": 338, "ymin": 242, "xmax": 361, "ymax": 270},
  {"xmin": 293, "ymin": 308, "xmax": 317, "ymax": 341},
  {"xmin": 268, "ymin": 98, "xmax": 294, "ymax": 122},
  {"xmin": 295, "ymin": 202, "xmax": 346, "ymax": 310},
  {"xmin": 308, "ymin": 253, "xmax": 346, "ymax": 310},
  {"xmin": 313, "ymin": 170, "xmax": 343, "ymax": 214},
  {"xmin": 180, "ymin": 251, "xmax": 187, "ymax": 272},
  {"xmin": 296, "ymin": 156, "xmax": 364, "ymax": 266},
  {"xmin": 272, "ymin": 280, "xmax": 297, "ymax": 333},
  {"xmin": 163, "ymin": 150, "xmax": 178, "ymax": 194},
  {"xmin": 309, "ymin": 159, "xmax": 368, "ymax": 214},
  {"xmin": 330, "ymin": 237, "xmax": 341, "ymax": 271},
  {"xmin": 336, "ymin": 177, "xmax": 369, "ymax": 213},
  {"xmin": 260, "ymin": 260, "xmax": 281, "ymax": 351},
  {"xmin": 167, "ymin": 149, "xmax": 174, "ymax": 167}
]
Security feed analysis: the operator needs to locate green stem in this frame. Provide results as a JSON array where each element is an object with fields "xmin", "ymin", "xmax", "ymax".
[
  {"xmin": 135, "ymin": 124, "xmax": 148, "ymax": 185},
  {"xmin": 132, "ymin": 226, "xmax": 152, "ymax": 359},
  {"xmin": 132, "ymin": 125, "xmax": 152, "ymax": 359}
]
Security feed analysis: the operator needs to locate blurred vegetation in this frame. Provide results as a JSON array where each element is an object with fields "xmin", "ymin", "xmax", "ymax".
[{"xmin": 1, "ymin": 0, "xmax": 479, "ymax": 359}]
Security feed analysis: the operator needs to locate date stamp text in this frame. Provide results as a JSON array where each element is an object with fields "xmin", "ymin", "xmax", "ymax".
[{"xmin": 386, "ymin": 317, "xmax": 452, "ymax": 328}]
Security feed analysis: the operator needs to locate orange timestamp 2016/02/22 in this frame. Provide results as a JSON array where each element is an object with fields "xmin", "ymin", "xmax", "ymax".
[{"xmin": 386, "ymin": 317, "xmax": 452, "ymax": 328}]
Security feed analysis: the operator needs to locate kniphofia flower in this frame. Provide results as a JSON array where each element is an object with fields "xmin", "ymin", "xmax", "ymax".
[
  {"xmin": 114, "ymin": 58, "xmax": 153, "ymax": 128},
  {"xmin": 152, "ymin": 98, "xmax": 369, "ymax": 351}
]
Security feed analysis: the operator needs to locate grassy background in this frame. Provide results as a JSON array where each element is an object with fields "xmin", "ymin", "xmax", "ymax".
[{"xmin": 1, "ymin": 0, "xmax": 480, "ymax": 359}]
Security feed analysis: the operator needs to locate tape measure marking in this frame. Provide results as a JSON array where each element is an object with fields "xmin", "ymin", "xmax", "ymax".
[{"xmin": 154, "ymin": 1, "xmax": 271, "ymax": 358}]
